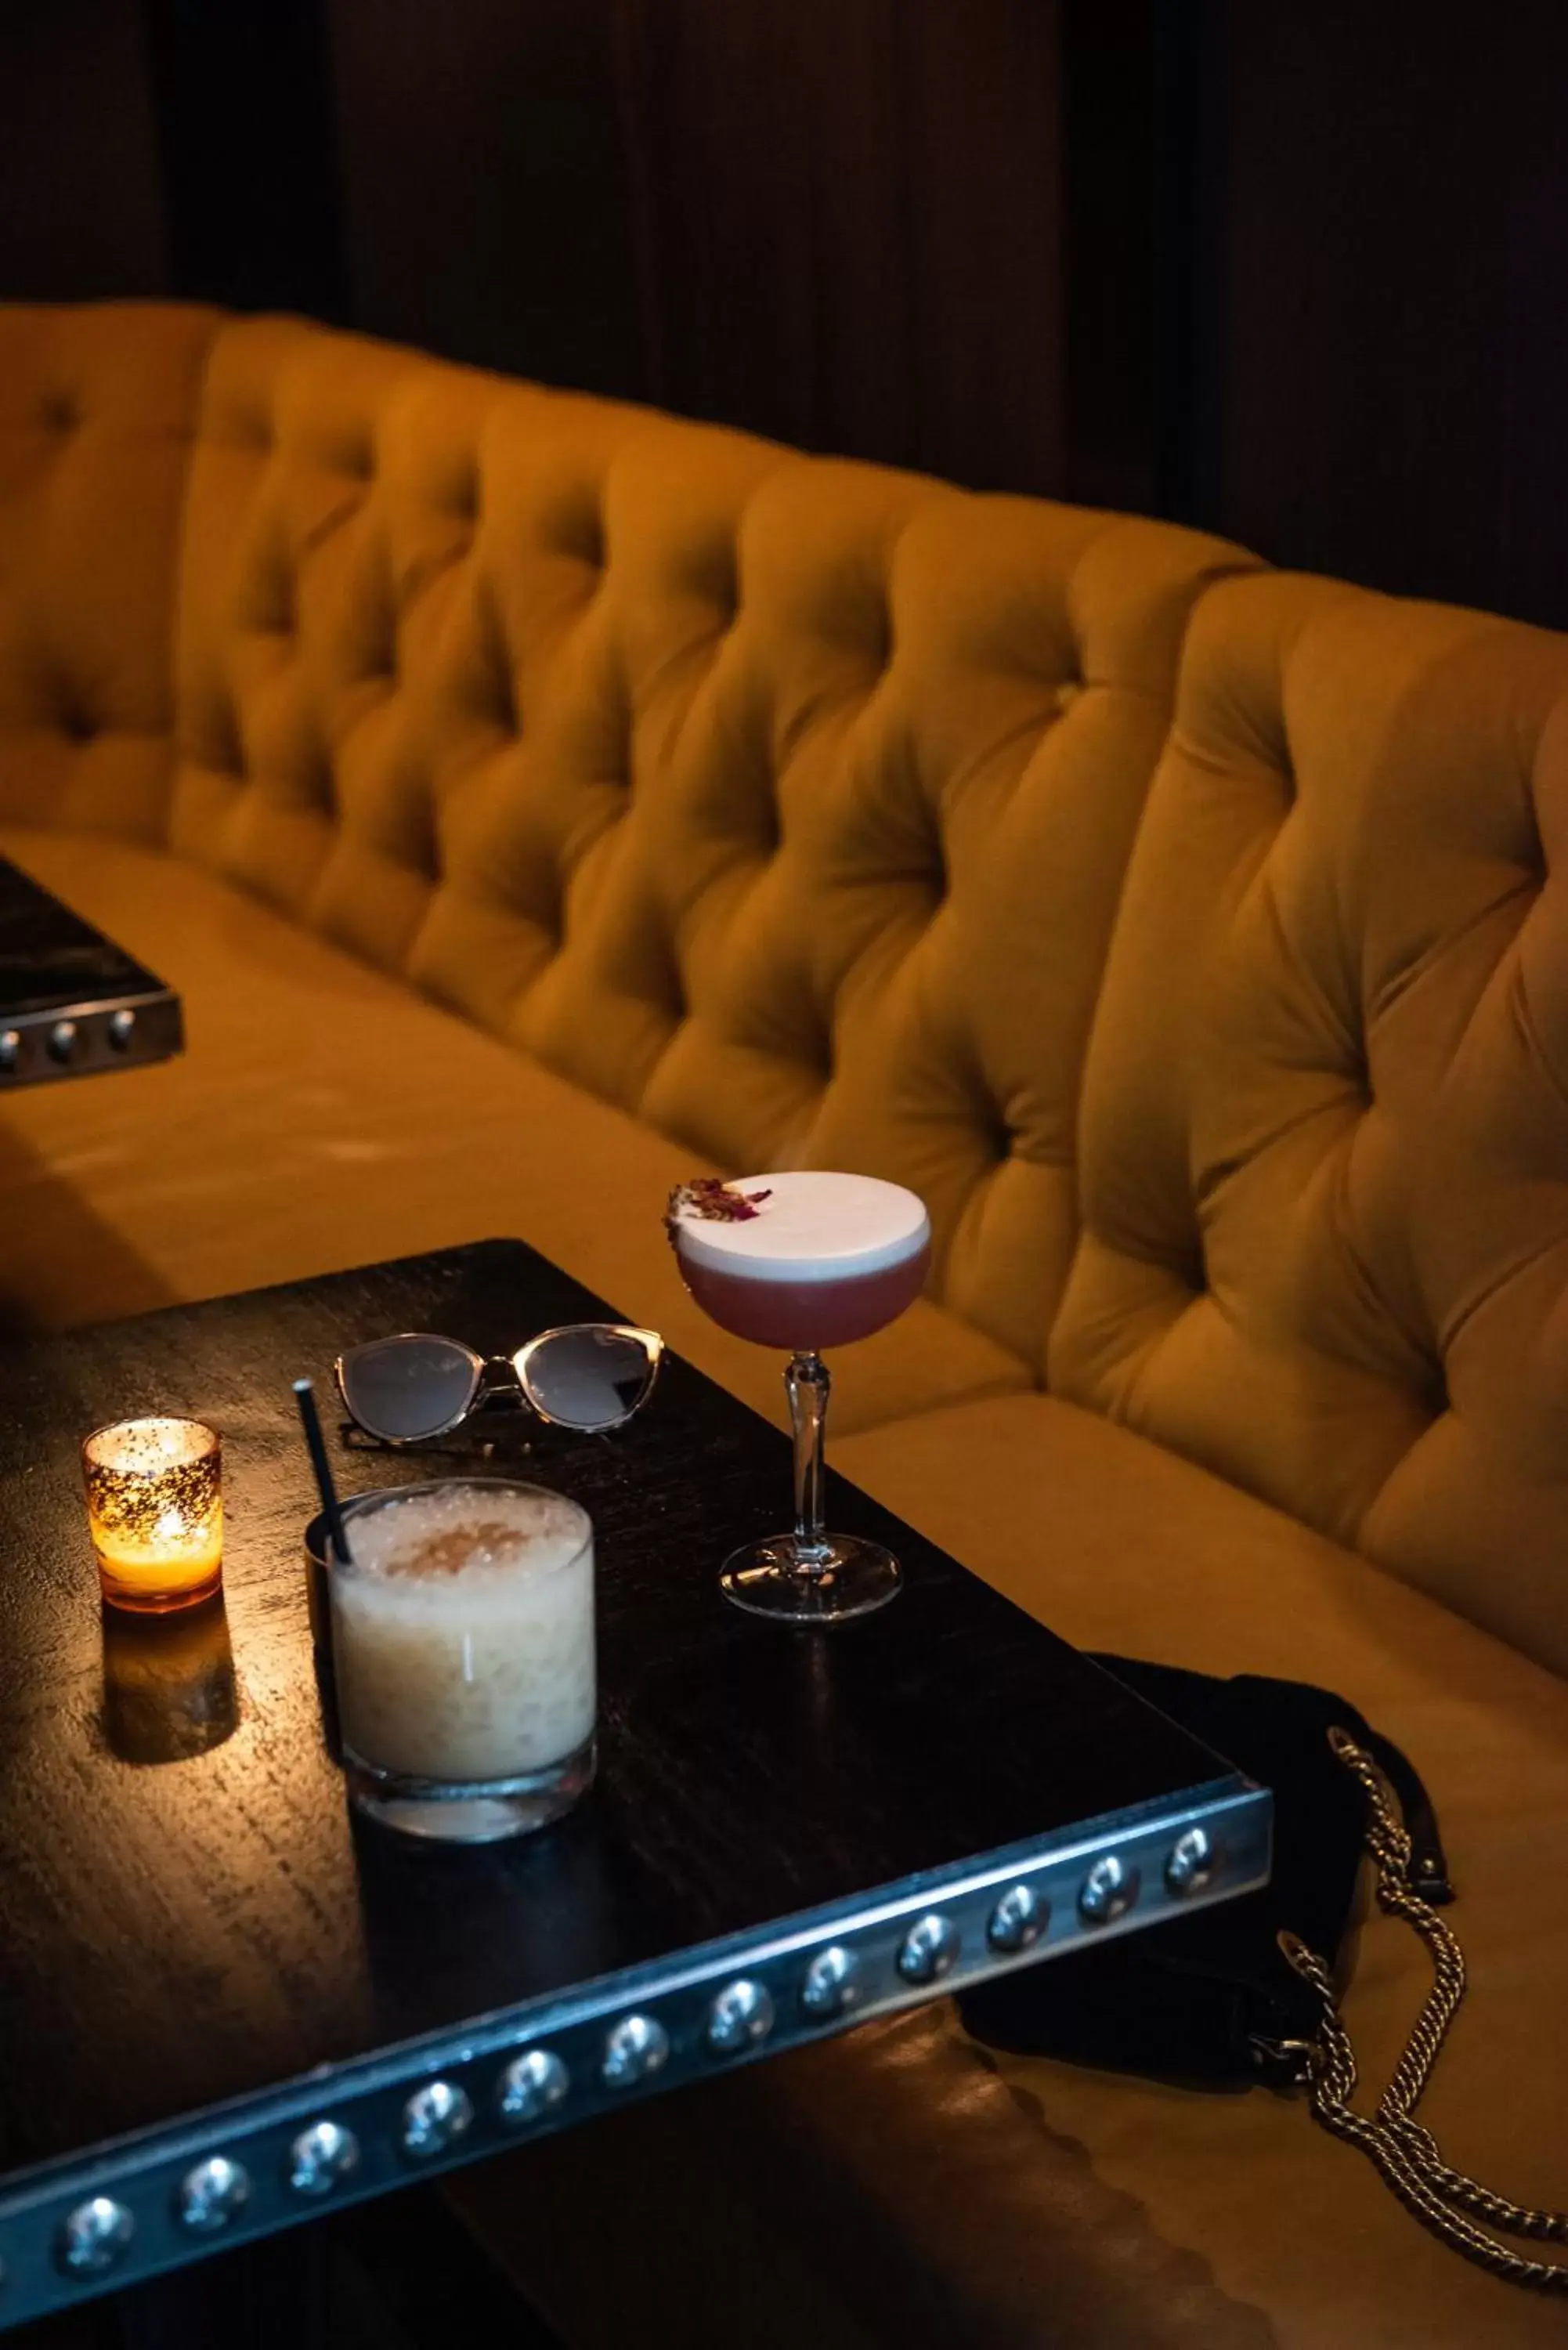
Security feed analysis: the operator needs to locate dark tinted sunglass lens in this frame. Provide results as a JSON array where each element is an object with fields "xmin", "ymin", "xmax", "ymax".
[
  {"xmin": 340, "ymin": 1339, "xmax": 479, "ymax": 1442},
  {"xmin": 521, "ymin": 1329, "xmax": 658, "ymax": 1432}
]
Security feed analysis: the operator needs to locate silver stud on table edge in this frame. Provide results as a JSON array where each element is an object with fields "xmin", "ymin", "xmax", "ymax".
[
  {"xmin": 601, "ymin": 2013, "xmax": 669, "ymax": 2089},
  {"xmin": 108, "ymin": 1007, "xmax": 137, "ymax": 1050},
  {"xmin": 1165, "ymin": 1826, "xmax": 1216, "ymax": 1896},
  {"xmin": 286, "ymin": 2119, "xmax": 359, "ymax": 2196},
  {"xmin": 56, "ymin": 2197, "xmax": 133, "ymax": 2278},
  {"xmin": 706, "ymin": 1978, "xmax": 775, "ymax": 2055},
  {"xmin": 988, "ymin": 1882, "xmax": 1047, "ymax": 1953},
  {"xmin": 499, "ymin": 2047, "xmax": 570, "ymax": 2124},
  {"xmin": 897, "ymin": 1913, "xmax": 960, "ymax": 1984},
  {"xmin": 1079, "ymin": 1853, "xmax": 1139, "ymax": 1925},
  {"xmin": 800, "ymin": 1943, "xmax": 859, "ymax": 2018},
  {"xmin": 400, "ymin": 2080, "xmax": 474, "ymax": 2160},
  {"xmin": 47, "ymin": 1019, "xmax": 77, "ymax": 1064},
  {"xmin": 175, "ymin": 2155, "xmax": 251, "ymax": 2234},
  {"xmin": 0, "ymin": 1029, "xmax": 18, "ymax": 1072}
]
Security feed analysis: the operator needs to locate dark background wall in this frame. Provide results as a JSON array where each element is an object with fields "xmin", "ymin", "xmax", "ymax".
[
  {"xmin": 1212, "ymin": 4, "xmax": 1568, "ymax": 626},
  {"xmin": 4, "ymin": 0, "xmax": 1568, "ymax": 626},
  {"xmin": 613, "ymin": 0, "xmax": 1066, "ymax": 491},
  {"xmin": 0, "ymin": 0, "xmax": 171, "ymax": 300},
  {"xmin": 327, "ymin": 0, "xmax": 642, "ymax": 396}
]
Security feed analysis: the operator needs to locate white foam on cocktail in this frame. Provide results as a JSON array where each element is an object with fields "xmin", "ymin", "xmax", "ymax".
[
  {"xmin": 331, "ymin": 1484, "xmax": 594, "ymax": 1783},
  {"xmin": 345, "ymin": 1483, "xmax": 587, "ymax": 1586},
  {"xmin": 671, "ymin": 1170, "xmax": 930, "ymax": 1283}
]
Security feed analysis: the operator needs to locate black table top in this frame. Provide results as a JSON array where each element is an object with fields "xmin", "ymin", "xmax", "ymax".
[
  {"xmin": 0, "ymin": 1241, "xmax": 1269, "ymax": 2325},
  {"xmin": 0, "ymin": 855, "xmax": 180, "ymax": 1084}
]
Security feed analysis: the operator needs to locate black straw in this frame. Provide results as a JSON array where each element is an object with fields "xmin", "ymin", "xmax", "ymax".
[{"xmin": 292, "ymin": 1377, "xmax": 353, "ymax": 1567}]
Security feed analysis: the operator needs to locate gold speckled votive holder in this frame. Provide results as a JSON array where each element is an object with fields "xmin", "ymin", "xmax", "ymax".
[{"xmin": 81, "ymin": 1418, "xmax": 223, "ymax": 1614}]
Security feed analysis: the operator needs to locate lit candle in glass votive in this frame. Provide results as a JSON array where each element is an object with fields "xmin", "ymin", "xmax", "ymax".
[{"xmin": 81, "ymin": 1419, "xmax": 223, "ymax": 1613}]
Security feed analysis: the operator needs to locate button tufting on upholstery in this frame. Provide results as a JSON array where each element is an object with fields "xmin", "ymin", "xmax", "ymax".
[
  {"xmin": 204, "ymin": 694, "xmax": 247, "ymax": 779},
  {"xmin": 57, "ymin": 700, "xmax": 97, "ymax": 746},
  {"xmin": 451, "ymin": 464, "xmax": 480, "ymax": 523},
  {"xmin": 858, "ymin": 604, "xmax": 893, "ymax": 673},
  {"xmin": 682, "ymin": 540, "xmax": 739, "ymax": 619},
  {"xmin": 217, "ymin": 394, "xmax": 275, "ymax": 454},
  {"xmin": 549, "ymin": 495, "xmax": 605, "ymax": 569},
  {"xmin": 751, "ymin": 794, "xmax": 782, "ymax": 858},
  {"xmin": 365, "ymin": 600, "xmax": 399, "ymax": 682},
  {"xmin": 302, "ymin": 736, "xmax": 336, "ymax": 812},
  {"xmin": 1055, "ymin": 679, "xmax": 1081, "ymax": 712},
  {"xmin": 241, "ymin": 529, "xmax": 298, "ymax": 636},
  {"xmin": 39, "ymin": 391, "xmax": 80, "ymax": 433},
  {"xmin": 472, "ymin": 656, "xmax": 518, "ymax": 736},
  {"xmin": 1169, "ymin": 1237, "xmax": 1209, "ymax": 1299}
]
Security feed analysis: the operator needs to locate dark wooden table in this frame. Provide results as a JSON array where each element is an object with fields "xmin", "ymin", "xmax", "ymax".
[
  {"xmin": 0, "ymin": 854, "xmax": 180, "ymax": 1086},
  {"xmin": 0, "ymin": 1242, "xmax": 1270, "ymax": 2330}
]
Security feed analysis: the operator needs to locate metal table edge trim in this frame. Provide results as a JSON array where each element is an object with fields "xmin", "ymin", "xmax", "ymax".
[{"xmin": 0, "ymin": 1774, "xmax": 1270, "ymax": 2326}]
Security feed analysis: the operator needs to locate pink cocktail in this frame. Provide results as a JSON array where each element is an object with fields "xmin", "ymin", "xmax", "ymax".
[{"xmin": 668, "ymin": 1171, "xmax": 931, "ymax": 1622}]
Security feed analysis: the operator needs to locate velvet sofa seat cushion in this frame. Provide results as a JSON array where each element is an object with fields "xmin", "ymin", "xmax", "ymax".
[
  {"xmin": 0, "ymin": 825, "xmax": 1028, "ymax": 1434},
  {"xmin": 449, "ymin": 1393, "xmax": 1568, "ymax": 2350}
]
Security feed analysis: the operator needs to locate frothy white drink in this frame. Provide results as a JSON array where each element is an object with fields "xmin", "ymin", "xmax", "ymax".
[
  {"xmin": 331, "ymin": 1483, "xmax": 594, "ymax": 1784},
  {"xmin": 671, "ymin": 1170, "xmax": 930, "ymax": 1282}
]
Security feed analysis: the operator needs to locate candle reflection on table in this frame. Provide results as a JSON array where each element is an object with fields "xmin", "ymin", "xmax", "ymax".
[{"xmin": 100, "ymin": 1593, "xmax": 239, "ymax": 1765}]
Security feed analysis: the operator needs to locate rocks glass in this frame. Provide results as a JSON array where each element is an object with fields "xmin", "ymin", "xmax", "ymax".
[{"xmin": 327, "ymin": 1479, "xmax": 596, "ymax": 1842}]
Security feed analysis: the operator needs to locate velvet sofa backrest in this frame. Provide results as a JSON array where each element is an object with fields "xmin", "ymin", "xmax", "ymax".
[
  {"xmin": 164, "ymin": 311, "xmax": 1249, "ymax": 1378},
  {"xmin": 1054, "ymin": 570, "xmax": 1568, "ymax": 1667},
  {"xmin": 0, "ymin": 302, "xmax": 219, "ymax": 844}
]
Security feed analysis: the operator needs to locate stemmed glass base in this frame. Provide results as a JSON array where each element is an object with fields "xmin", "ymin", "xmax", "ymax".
[{"xmin": 720, "ymin": 1534, "xmax": 901, "ymax": 1625}]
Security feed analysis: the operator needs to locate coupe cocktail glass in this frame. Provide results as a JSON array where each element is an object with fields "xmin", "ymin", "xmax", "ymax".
[{"xmin": 669, "ymin": 1170, "xmax": 930, "ymax": 1622}]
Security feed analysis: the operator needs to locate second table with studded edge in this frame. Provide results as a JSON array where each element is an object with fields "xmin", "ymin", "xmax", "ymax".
[
  {"xmin": 0, "ymin": 852, "xmax": 181, "ymax": 1086},
  {"xmin": 0, "ymin": 1238, "xmax": 1272, "ymax": 2328}
]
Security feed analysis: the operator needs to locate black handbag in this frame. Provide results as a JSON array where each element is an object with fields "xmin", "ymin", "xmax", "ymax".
[{"xmin": 957, "ymin": 1654, "xmax": 1568, "ymax": 2294}]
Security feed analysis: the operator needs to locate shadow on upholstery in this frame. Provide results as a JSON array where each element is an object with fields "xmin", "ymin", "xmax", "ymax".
[{"xmin": 451, "ymin": 2003, "xmax": 1274, "ymax": 2350}]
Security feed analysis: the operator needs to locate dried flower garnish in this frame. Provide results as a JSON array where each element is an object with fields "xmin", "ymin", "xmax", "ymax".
[{"xmin": 664, "ymin": 1177, "xmax": 772, "ymax": 1244}]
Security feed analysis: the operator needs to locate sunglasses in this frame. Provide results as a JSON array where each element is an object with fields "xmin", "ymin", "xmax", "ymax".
[{"xmin": 334, "ymin": 1324, "xmax": 664, "ymax": 1447}]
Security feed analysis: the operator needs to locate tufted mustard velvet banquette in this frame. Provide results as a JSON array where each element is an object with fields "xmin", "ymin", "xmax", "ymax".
[{"xmin": 5, "ymin": 301, "xmax": 1568, "ymax": 2348}]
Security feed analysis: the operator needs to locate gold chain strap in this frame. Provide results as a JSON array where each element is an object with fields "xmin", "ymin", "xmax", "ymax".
[{"xmin": 1278, "ymin": 1728, "xmax": 1568, "ymax": 2292}]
